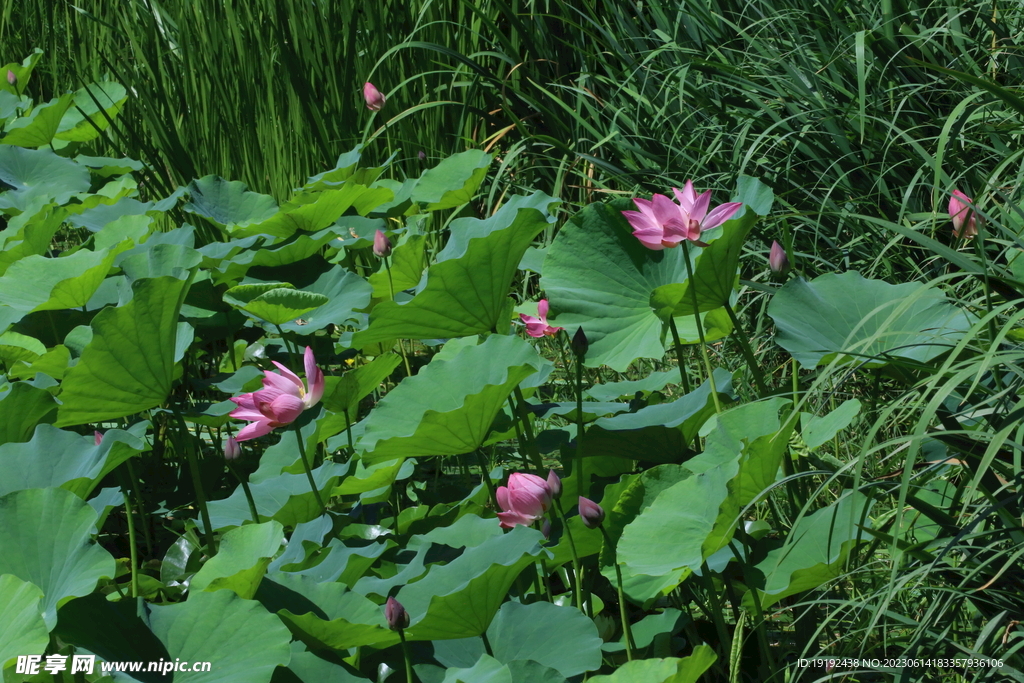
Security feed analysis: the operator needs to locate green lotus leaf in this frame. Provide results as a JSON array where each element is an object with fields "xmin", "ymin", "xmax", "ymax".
[
  {"xmin": 588, "ymin": 647, "xmax": 717, "ymax": 683},
  {"xmin": 224, "ymin": 282, "xmax": 328, "ymax": 326},
  {"xmin": 0, "ymin": 248, "xmax": 114, "ymax": 312},
  {"xmin": 767, "ymin": 271, "xmax": 973, "ymax": 369},
  {"xmin": 0, "ymin": 145, "xmax": 90, "ymax": 212},
  {"xmin": 801, "ymin": 398, "xmax": 862, "ymax": 449},
  {"xmin": 585, "ymin": 369, "xmax": 678, "ymax": 401},
  {"xmin": 213, "ymin": 228, "xmax": 340, "ymax": 284},
  {"xmin": 74, "ymin": 155, "xmax": 146, "ymax": 177},
  {"xmin": 0, "ymin": 49, "xmax": 43, "ymax": 97},
  {"xmin": 540, "ymin": 201, "xmax": 734, "ymax": 371},
  {"xmin": 411, "ymin": 149, "xmax": 492, "ymax": 210},
  {"xmin": 2, "ymin": 93, "xmax": 73, "ymax": 148},
  {"xmin": 0, "ymin": 487, "xmax": 116, "ymax": 629},
  {"xmin": 67, "ymin": 197, "xmax": 154, "ymax": 233},
  {"xmin": 0, "ymin": 381, "xmax": 57, "ymax": 445},
  {"xmin": 53, "ymin": 593, "xmax": 170, "ymax": 683},
  {"xmin": 352, "ymin": 192, "xmax": 557, "ymax": 345},
  {"xmin": 191, "ymin": 521, "xmax": 284, "ymax": 599},
  {"xmin": 744, "ymin": 490, "xmax": 874, "ymax": 611},
  {"xmin": 148, "ymin": 589, "xmax": 291, "ymax": 683},
  {"xmin": 319, "ymin": 353, "xmax": 402, "ymax": 439},
  {"xmin": 357, "ymin": 334, "xmax": 541, "ymax": 463},
  {"xmin": 486, "ymin": 601, "xmax": 602, "ymax": 677},
  {"xmin": 288, "ymin": 651, "xmax": 370, "ymax": 683},
  {"xmin": 0, "ymin": 575, "xmax": 48, "ymax": 670},
  {"xmin": 55, "ymin": 81, "xmax": 129, "ymax": 142},
  {"xmin": 0, "ymin": 424, "xmax": 142, "ymax": 498},
  {"xmin": 0, "ymin": 330, "xmax": 45, "ymax": 365},
  {"xmin": 369, "ymin": 233, "xmax": 427, "ymax": 300},
  {"xmin": 184, "ymin": 175, "xmax": 280, "ymax": 233},
  {"xmin": 56, "ymin": 276, "xmax": 191, "ymax": 426},
  {"xmin": 0, "ymin": 206, "xmax": 66, "ymax": 276},
  {"xmin": 279, "ymin": 268, "xmax": 373, "ymax": 333},
  {"xmin": 398, "ymin": 525, "xmax": 547, "ymax": 640},
  {"xmin": 120, "ymin": 242, "xmax": 203, "ymax": 282},
  {"xmin": 245, "ymin": 183, "xmax": 391, "ymax": 239}
]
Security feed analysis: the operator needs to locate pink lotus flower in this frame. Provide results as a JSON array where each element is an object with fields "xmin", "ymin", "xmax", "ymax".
[
  {"xmin": 229, "ymin": 346, "xmax": 325, "ymax": 441},
  {"xmin": 6, "ymin": 70, "xmax": 16, "ymax": 86},
  {"xmin": 519, "ymin": 299, "xmax": 564, "ymax": 338},
  {"xmin": 769, "ymin": 240, "xmax": 789, "ymax": 274},
  {"xmin": 363, "ymin": 82, "xmax": 386, "ymax": 112},
  {"xmin": 224, "ymin": 436, "xmax": 241, "ymax": 460},
  {"xmin": 496, "ymin": 472, "xmax": 554, "ymax": 528},
  {"xmin": 623, "ymin": 180, "xmax": 743, "ymax": 250},
  {"xmin": 949, "ymin": 190, "xmax": 979, "ymax": 238}
]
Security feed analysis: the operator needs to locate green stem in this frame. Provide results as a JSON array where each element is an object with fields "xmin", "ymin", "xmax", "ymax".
[
  {"xmin": 343, "ymin": 409, "xmax": 355, "ymax": 455},
  {"xmin": 554, "ymin": 498, "xmax": 584, "ymax": 612},
  {"xmin": 476, "ymin": 449, "xmax": 499, "ymax": 511},
  {"xmin": 398, "ymin": 629, "xmax": 415, "ymax": 683},
  {"xmin": 294, "ymin": 426, "xmax": 327, "ymax": 514},
  {"xmin": 125, "ymin": 459, "xmax": 153, "ymax": 558},
  {"xmin": 723, "ymin": 302, "xmax": 770, "ymax": 396},
  {"xmin": 383, "ymin": 254, "xmax": 414, "ymax": 378},
  {"xmin": 574, "ymin": 356, "xmax": 587, "ymax": 499},
  {"xmin": 512, "ymin": 386, "xmax": 544, "ymax": 471},
  {"xmin": 601, "ymin": 526, "xmax": 636, "ymax": 660},
  {"xmin": 274, "ymin": 324, "xmax": 299, "ymax": 369},
  {"xmin": 227, "ymin": 461, "xmax": 260, "ymax": 524},
  {"xmin": 117, "ymin": 469, "xmax": 140, "ymax": 606},
  {"xmin": 667, "ymin": 316, "xmax": 691, "ymax": 394},
  {"xmin": 681, "ymin": 241, "xmax": 721, "ymax": 414},
  {"xmin": 175, "ymin": 411, "xmax": 216, "ymax": 555},
  {"xmin": 698, "ymin": 563, "xmax": 732, "ymax": 660},
  {"xmin": 481, "ymin": 630, "xmax": 495, "ymax": 658}
]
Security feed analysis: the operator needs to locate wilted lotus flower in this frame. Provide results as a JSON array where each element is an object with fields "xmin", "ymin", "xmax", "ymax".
[
  {"xmin": 6, "ymin": 70, "xmax": 15, "ymax": 86},
  {"xmin": 94, "ymin": 431, "xmax": 103, "ymax": 446},
  {"xmin": 373, "ymin": 229, "xmax": 392, "ymax": 258},
  {"xmin": 229, "ymin": 346, "xmax": 324, "ymax": 441},
  {"xmin": 363, "ymin": 82, "xmax": 386, "ymax": 112},
  {"xmin": 496, "ymin": 472, "xmax": 554, "ymax": 528},
  {"xmin": 385, "ymin": 596, "xmax": 409, "ymax": 631},
  {"xmin": 623, "ymin": 180, "xmax": 742, "ymax": 250},
  {"xmin": 769, "ymin": 240, "xmax": 789, "ymax": 275},
  {"xmin": 519, "ymin": 299, "xmax": 564, "ymax": 338},
  {"xmin": 578, "ymin": 496, "xmax": 605, "ymax": 529},
  {"xmin": 949, "ymin": 190, "xmax": 979, "ymax": 238},
  {"xmin": 223, "ymin": 436, "xmax": 241, "ymax": 460}
]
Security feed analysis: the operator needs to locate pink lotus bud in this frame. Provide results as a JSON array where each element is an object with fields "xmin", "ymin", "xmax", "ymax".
[
  {"xmin": 6, "ymin": 70, "xmax": 15, "ymax": 86},
  {"xmin": 373, "ymin": 229, "xmax": 392, "ymax": 258},
  {"xmin": 224, "ymin": 436, "xmax": 241, "ymax": 460},
  {"xmin": 385, "ymin": 596, "xmax": 409, "ymax": 630},
  {"xmin": 94, "ymin": 431, "xmax": 104, "ymax": 446},
  {"xmin": 571, "ymin": 327, "xmax": 589, "ymax": 357},
  {"xmin": 363, "ymin": 82, "xmax": 386, "ymax": 112},
  {"xmin": 949, "ymin": 190, "xmax": 979, "ymax": 238},
  {"xmin": 578, "ymin": 496, "xmax": 605, "ymax": 529},
  {"xmin": 495, "ymin": 472, "xmax": 554, "ymax": 528},
  {"xmin": 769, "ymin": 240, "xmax": 789, "ymax": 275},
  {"xmin": 541, "ymin": 518, "xmax": 552, "ymax": 539},
  {"xmin": 546, "ymin": 469, "xmax": 561, "ymax": 498}
]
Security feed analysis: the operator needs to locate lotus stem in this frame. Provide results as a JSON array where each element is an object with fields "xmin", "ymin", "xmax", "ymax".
[
  {"xmin": 553, "ymin": 498, "xmax": 584, "ymax": 612},
  {"xmin": 175, "ymin": 411, "xmax": 216, "ymax": 555},
  {"xmin": 600, "ymin": 526, "xmax": 636, "ymax": 660},
  {"xmin": 398, "ymin": 628, "xmax": 415, "ymax": 683},
  {"xmin": 226, "ymin": 459, "xmax": 260, "ymax": 524},
  {"xmin": 681, "ymin": 241, "xmax": 721, "ymax": 414},
  {"xmin": 293, "ymin": 425, "xmax": 327, "ymax": 515},
  {"xmin": 383, "ymin": 253, "xmax": 413, "ymax": 378},
  {"xmin": 667, "ymin": 315, "xmax": 691, "ymax": 393},
  {"xmin": 126, "ymin": 459, "xmax": 153, "ymax": 557},
  {"xmin": 723, "ymin": 302, "xmax": 770, "ymax": 396},
  {"xmin": 117, "ymin": 469, "xmax": 140, "ymax": 608},
  {"xmin": 475, "ymin": 449, "xmax": 500, "ymax": 511},
  {"xmin": 574, "ymin": 356, "xmax": 586, "ymax": 499},
  {"xmin": 512, "ymin": 386, "xmax": 544, "ymax": 471}
]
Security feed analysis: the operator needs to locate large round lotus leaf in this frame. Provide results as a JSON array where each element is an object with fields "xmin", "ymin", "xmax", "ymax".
[
  {"xmin": 148, "ymin": 589, "xmax": 292, "ymax": 683},
  {"xmin": 0, "ymin": 248, "xmax": 114, "ymax": 312},
  {"xmin": 541, "ymin": 202, "xmax": 732, "ymax": 372},
  {"xmin": 0, "ymin": 145, "xmax": 90, "ymax": 211},
  {"xmin": 224, "ymin": 282, "xmax": 328, "ymax": 325},
  {"xmin": 0, "ymin": 487, "xmax": 116, "ymax": 629},
  {"xmin": 352, "ymin": 192, "xmax": 557, "ymax": 346},
  {"xmin": 767, "ymin": 271, "xmax": 973, "ymax": 369},
  {"xmin": 1, "ymin": 93, "xmax": 73, "ymax": 148},
  {"xmin": 245, "ymin": 184, "xmax": 391, "ymax": 239},
  {"xmin": 119, "ymin": 242, "xmax": 202, "ymax": 282},
  {"xmin": 0, "ymin": 575, "xmax": 48, "ymax": 670},
  {"xmin": 56, "ymin": 276, "xmax": 190, "ymax": 426},
  {"xmin": 356, "ymin": 334, "xmax": 542, "ymax": 462},
  {"xmin": 744, "ymin": 490, "xmax": 874, "ymax": 611},
  {"xmin": 183, "ymin": 175, "xmax": 279, "ymax": 233},
  {"xmin": 190, "ymin": 521, "xmax": 283, "ymax": 599},
  {"xmin": 55, "ymin": 82, "xmax": 129, "ymax": 142},
  {"xmin": 397, "ymin": 525, "xmax": 546, "ymax": 640},
  {"xmin": 279, "ymin": 268, "xmax": 373, "ymax": 333},
  {"xmin": 587, "ymin": 647, "xmax": 717, "ymax": 683},
  {"xmin": 0, "ymin": 424, "xmax": 142, "ymax": 499},
  {"xmin": 410, "ymin": 149, "xmax": 492, "ymax": 210},
  {"xmin": 368, "ymin": 233, "xmax": 427, "ymax": 300},
  {"xmin": 0, "ymin": 381, "xmax": 57, "ymax": 446},
  {"xmin": 486, "ymin": 601, "xmax": 602, "ymax": 678}
]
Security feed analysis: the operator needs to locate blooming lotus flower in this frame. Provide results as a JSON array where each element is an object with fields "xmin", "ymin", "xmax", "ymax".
[
  {"xmin": 496, "ymin": 472, "xmax": 553, "ymax": 528},
  {"xmin": 229, "ymin": 346, "xmax": 325, "ymax": 441},
  {"xmin": 769, "ymin": 240, "xmax": 789, "ymax": 275},
  {"xmin": 373, "ymin": 229, "xmax": 392, "ymax": 258},
  {"xmin": 623, "ymin": 180, "xmax": 743, "ymax": 250},
  {"xmin": 519, "ymin": 299, "xmax": 564, "ymax": 338},
  {"xmin": 385, "ymin": 596, "xmax": 409, "ymax": 630},
  {"xmin": 224, "ymin": 436, "xmax": 241, "ymax": 460},
  {"xmin": 363, "ymin": 82, "xmax": 385, "ymax": 112},
  {"xmin": 949, "ymin": 190, "xmax": 979, "ymax": 238},
  {"xmin": 578, "ymin": 496, "xmax": 605, "ymax": 529}
]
